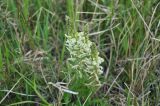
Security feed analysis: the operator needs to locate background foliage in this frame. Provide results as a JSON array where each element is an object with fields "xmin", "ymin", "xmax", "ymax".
[{"xmin": 0, "ymin": 0, "xmax": 160, "ymax": 105}]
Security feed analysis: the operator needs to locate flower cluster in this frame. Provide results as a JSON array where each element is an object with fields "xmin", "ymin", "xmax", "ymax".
[{"xmin": 65, "ymin": 32, "xmax": 104, "ymax": 86}]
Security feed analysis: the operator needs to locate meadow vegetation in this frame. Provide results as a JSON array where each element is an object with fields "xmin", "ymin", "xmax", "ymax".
[{"xmin": 0, "ymin": 0, "xmax": 160, "ymax": 105}]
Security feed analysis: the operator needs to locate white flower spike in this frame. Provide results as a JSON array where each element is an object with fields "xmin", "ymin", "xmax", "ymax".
[{"xmin": 65, "ymin": 32, "xmax": 104, "ymax": 86}]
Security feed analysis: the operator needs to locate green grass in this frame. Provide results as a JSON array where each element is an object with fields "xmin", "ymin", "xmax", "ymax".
[{"xmin": 0, "ymin": 0, "xmax": 160, "ymax": 105}]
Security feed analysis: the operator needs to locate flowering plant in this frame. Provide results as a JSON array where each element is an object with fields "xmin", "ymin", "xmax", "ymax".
[{"xmin": 65, "ymin": 31, "xmax": 104, "ymax": 86}]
